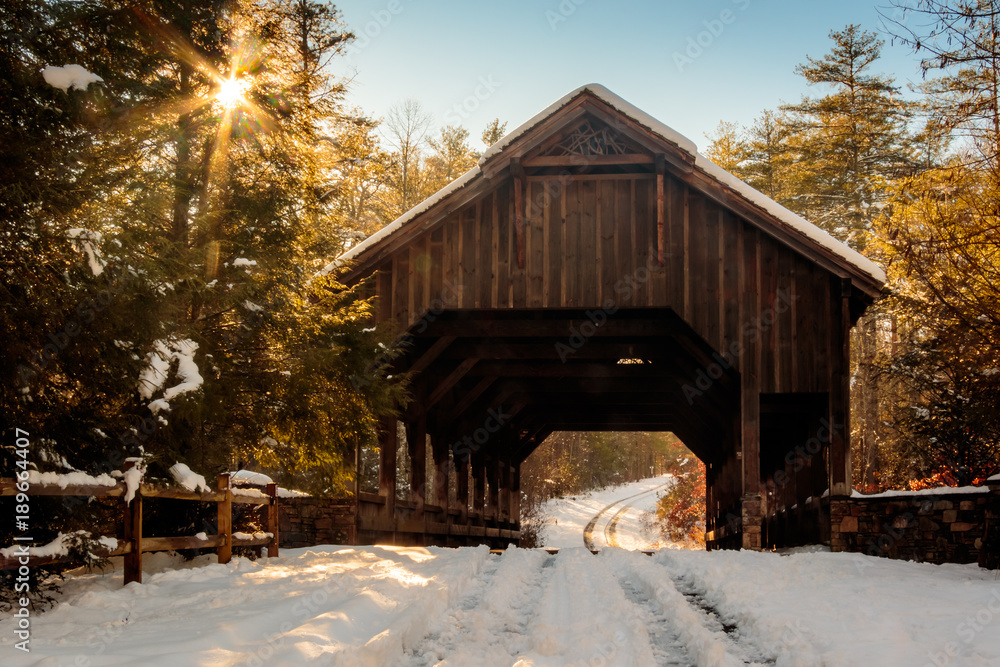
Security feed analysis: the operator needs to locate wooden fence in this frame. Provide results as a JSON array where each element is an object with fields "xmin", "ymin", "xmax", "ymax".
[{"xmin": 0, "ymin": 472, "xmax": 279, "ymax": 584}]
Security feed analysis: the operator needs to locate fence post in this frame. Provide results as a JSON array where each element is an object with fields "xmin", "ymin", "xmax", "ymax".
[
  {"xmin": 266, "ymin": 482, "xmax": 279, "ymax": 558},
  {"xmin": 123, "ymin": 462, "xmax": 143, "ymax": 585},
  {"xmin": 218, "ymin": 473, "xmax": 232, "ymax": 564}
]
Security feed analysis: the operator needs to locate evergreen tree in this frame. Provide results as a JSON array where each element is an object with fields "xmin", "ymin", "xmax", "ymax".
[
  {"xmin": 481, "ymin": 117, "xmax": 507, "ymax": 147},
  {"xmin": 1, "ymin": 0, "xmax": 403, "ymax": 505},
  {"xmin": 781, "ymin": 24, "xmax": 914, "ymax": 250},
  {"xmin": 423, "ymin": 125, "xmax": 479, "ymax": 195}
]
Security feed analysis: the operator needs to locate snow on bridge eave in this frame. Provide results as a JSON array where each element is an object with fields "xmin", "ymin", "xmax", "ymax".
[{"xmin": 328, "ymin": 83, "xmax": 886, "ymax": 288}]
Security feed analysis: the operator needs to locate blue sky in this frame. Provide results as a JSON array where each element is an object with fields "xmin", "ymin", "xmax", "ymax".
[{"xmin": 330, "ymin": 0, "xmax": 928, "ymax": 151}]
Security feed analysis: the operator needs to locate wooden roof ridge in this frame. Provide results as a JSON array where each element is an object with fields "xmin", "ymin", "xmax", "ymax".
[{"xmin": 326, "ymin": 84, "xmax": 886, "ymax": 292}]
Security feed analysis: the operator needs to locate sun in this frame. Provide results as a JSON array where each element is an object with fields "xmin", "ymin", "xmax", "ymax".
[{"xmin": 215, "ymin": 76, "xmax": 249, "ymax": 110}]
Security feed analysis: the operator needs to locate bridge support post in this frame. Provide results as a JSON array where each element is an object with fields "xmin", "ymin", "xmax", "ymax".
[
  {"xmin": 408, "ymin": 418, "xmax": 427, "ymax": 514},
  {"xmin": 433, "ymin": 434, "xmax": 450, "ymax": 510},
  {"xmin": 379, "ymin": 417, "xmax": 397, "ymax": 515}
]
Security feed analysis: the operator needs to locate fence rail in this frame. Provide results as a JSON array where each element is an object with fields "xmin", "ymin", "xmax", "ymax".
[{"xmin": 0, "ymin": 472, "xmax": 279, "ymax": 584}]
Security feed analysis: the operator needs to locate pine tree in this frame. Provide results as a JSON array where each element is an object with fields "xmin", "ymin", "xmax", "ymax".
[
  {"xmin": 781, "ymin": 24, "xmax": 914, "ymax": 250},
  {"xmin": 1, "ymin": 0, "xmax": 403, "ymax": 504},
  {"xmin": 481, "ymin": 118, "xmax": 507, "ymax": 147},
  {"xmin": 423, "ymin": 125, "xmax": 479, "ymax": 195}
]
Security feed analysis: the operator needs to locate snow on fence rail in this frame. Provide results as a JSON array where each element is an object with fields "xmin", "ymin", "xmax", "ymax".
[{"xmin": 0, "ymin": 472, "xmax": 278, "ymax": 584}]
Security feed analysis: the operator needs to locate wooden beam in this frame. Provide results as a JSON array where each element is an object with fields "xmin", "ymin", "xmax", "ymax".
[
  {"xmin": 446, "ymin": 377, "xmax": 498, "ymax": 421},
  {"xmin": 522, "ymin": 153, "xmax": 655, "ymax": 167},
  {"xmin": 656, "ymin": 154, "xmax": 666, "ymax": 266},
  {"xmin": 513, "ymin": 158, "xmax": 526, "ymax": 269},
  {"xmin": 427, "ymin": 358, "xmax": 479, "ymax": 408},
  {"xmin": 406, "ymin": 335, "xmax": 457, "ymax": 374},
  {"xmin": 829, "ymin": 277, "xmax": 852, "ymax": 496}
]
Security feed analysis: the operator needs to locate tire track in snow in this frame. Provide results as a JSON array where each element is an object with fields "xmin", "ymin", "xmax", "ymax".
[
  {"xmin": 397, "ymin": 548, "xmax": 554, "ymax": 665},
  {"xmin": 584, "ymin": 482, "xmax": 670, "ymax": 550},
  {"xmin": 603, "ymin": 549, "xmax": 772, "ymax": 667}
]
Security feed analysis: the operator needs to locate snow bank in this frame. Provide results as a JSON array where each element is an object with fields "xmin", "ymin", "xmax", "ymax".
[
  {"xmin": 655, "ymin": 548, "xmax": 1000, "ymax": 666},
  {"xmin": 853, "ymin": 485, "xmax": 992, "ymax": 499},
  {"xmin": 42, "ymin": 64, "xmax": 103, "ymax": 92}
]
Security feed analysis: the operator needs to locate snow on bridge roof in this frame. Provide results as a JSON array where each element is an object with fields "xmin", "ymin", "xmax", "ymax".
[{"xmin": 330, "ymin": 84, "xmax": 886, "ymax": 286}]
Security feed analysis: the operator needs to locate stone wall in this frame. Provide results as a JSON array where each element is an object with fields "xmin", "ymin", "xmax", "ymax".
[
  {"xmin": 830, "ymin": 483, "xmax": 1000, "ymax": 565},
  {"xmin": 278, "ymin": 498, "xmax": 357, "ymax": 549}
]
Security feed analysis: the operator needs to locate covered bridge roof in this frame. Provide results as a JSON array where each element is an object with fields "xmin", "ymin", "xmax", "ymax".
[{"xmin": 329, "ymin": 84, "xmax": 886, "ymax": 295}]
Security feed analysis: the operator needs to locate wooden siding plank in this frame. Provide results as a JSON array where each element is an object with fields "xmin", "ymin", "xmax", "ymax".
[
  {"xmin": 496, "ymin": 183, "xmax": 510, "ymax": 308},
  {"xmin": 511, "ymin": 184, "xmax": 527, "ymax": 308},
  {"xmin": 600, "ymin": 180, "xmax": 616, "ymax": 305},
  {"xmin": 722, "ymin": 212, "xmax": 740, "ymax": 362},
  {"xmin": 580, "ymin": 179, "xmax": 598, "ymax": 307},
  {"xmin": 704, "ymin": 204, "xmax": 722, "ymax": 350},
  {"xmin": 529, "ymin": 181, "xmax": 545, "ymax": 307},
  {"xmin": 460, "ymin": 207, "xmax": 476, "ymax": 308},
  {"xmin": 564, "ymin": 181, "xmax": 580, "ymax": 307},
  {"xmin": 478, "ymin": 198, "xmax": 493, "ymax": 308},
  {"xmin": 547, "ymin": 181, "xmax": 563, "ymax": 307},
  {"xmin": 632, "ymin": 179, "xmax": 650, "ymax": 306},
  {"xmin": 668, "ymin": 177, "xmax": 685, "ymax": 312},
  {"xmin": 615, "ymin": 180, "xmax": 632, "ymax": 307},
  {"xmin": 647, "ymin": 178, "xmax": 668, "ymax": 307},
  {"xmin": 759, "ymin": 239, "xmax": 778, "ymax": 393}
]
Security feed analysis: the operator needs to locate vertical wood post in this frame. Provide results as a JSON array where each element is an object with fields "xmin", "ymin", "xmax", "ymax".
[
  {"xmin": 379, "ymin": 417, "xmax": 398, "ymax": 514},
  {"xmin": 217, "ymin": 473, "xmax": 232, "ymax": 565},
  {"xmin": 456, "ymin": 454, "xmax": 470, "ymax": 521},
  {"xmin": 487, "ymin": 458, "xmax": 500, "ymax": 522},
  {"xmin": 266, "ymin": 482, "xmax": 279, "ymax": 558},
  {"xmin": 510, "ymin": 463, "xmax": 521, "ymax": 531},
  {"xmin": 433, "ymin": 435, "xmax": 450, "ymax": 510},
  {"xmin": 123, "ymin": 462, "xmax": 142, "ymax": 585},
  {"xmin": 408, "ymin": 418, "xmax": 427, "ymax": 513},
  {"xmin": 513, "ymin": 158, "xmax": 525, "ymax": 269},
  {"xmin": 498, "ymin": 459, "xmax": 510, "ymax": 524},
  {"xmin": 656, "ymin": 154, "xmax": 666, "ymax": 265},
  {"xmin": 472, "ymin": 457, "xmax": 485, "ymax": 518},
  {"xmin": 829, "ymin": 277, "xmax": 853, "ymax": 496}
]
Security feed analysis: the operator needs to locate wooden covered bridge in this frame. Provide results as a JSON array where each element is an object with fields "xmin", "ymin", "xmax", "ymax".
[{"xmin": 333, "ymin": 85, "xmax": 885, "ymax": 551}]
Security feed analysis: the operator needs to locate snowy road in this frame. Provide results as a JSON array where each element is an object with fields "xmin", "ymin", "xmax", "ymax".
[
  {"xmin": 5, "ymin": 545, "xmax": 1000, "ymax": 666},
  {"xmin": 541, "ymin": 475, "xmax": 673, "ymax": 550},
  {"xmin": 4, "ymin": 477, "xmax": 1000, "ymax": 665},
  {"xmin": 582, "ymin": 482, "xmax": 672, "ymax": 550}
]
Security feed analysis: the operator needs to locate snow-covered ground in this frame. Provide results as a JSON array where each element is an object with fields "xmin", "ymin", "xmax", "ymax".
[
  {"xmin": 537, "ymin": 475, "xmax": 673, "ymax": 550},
  {"xmin": 4, "ymin": 475, "xmax": 1000, "ymax": 666}
]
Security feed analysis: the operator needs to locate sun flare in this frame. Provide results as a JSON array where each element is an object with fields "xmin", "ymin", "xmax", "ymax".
[{"xmin": 215, "ymin": 76, "xmax": 249, "ymax": 110}]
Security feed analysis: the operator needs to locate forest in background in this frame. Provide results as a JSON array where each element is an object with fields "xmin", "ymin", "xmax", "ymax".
[{"xmin": 2, "ymin": 0, "xmax": 1000, "ymax": 561}]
